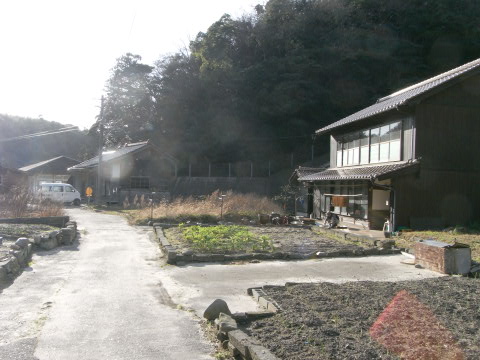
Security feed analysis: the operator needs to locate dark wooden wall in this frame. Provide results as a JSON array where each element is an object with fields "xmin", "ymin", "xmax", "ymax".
[
  {"xmin": 393, "ymin": 170, "xmax": 480, "ymax": 228},
  {"xmin": 415, "ymin": 73, "xmax": 480, "ymax": 172}
]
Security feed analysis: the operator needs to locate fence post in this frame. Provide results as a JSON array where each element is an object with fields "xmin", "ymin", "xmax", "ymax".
[
  {"xmin": 311, "ymin": 145, "xmax": 314, "ymax": 161},
  {"xmin": 208, "ymin": 163, "xmax": 211, "ymax": 177},
  {"xmin": 228, "ymin": 163, "xmax": 231, "ymax": 178},
  {"xmin": 250, "ymin": 161, "xmax": 253, "ymax": 178},
  {"xmin": 189, "ymin": 163, "xmax": 191, "ymax": 178},
  {"xmin": 268, "ymin": 161, "xmax": 271, "ymax": 177},
  {"xmin": 291, "ymin": 153, "xmax": 294, "ymax": 168}
]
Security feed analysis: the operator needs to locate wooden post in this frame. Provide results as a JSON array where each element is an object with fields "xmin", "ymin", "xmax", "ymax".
[
  {"xmin": 96, "ymin": 96, "xmax": 104, "ymax": 204},
  {"xmin": 311, "ymin": 145, "xmax": 314, "ymax": 161},
  {"xmin": 188, "ymin": 163, "xmax": 191, "ymax": 178},
  {"xmin": 228, "ymin": 163, "xmax": 231, "ymax": 178},
  {"xmin": 268, "ymin": 161, "xmax": 271, "ymax": 177},
  {"xmin": 250, "ymin": 162, "xmax": 253, "ymax": 178},
  {"xmin": 208, "ymin": 163, "xmax": 211, "ymax": 177},
  {"xmin": 290, "ymin": 153, "xmax": 294, "ymax": 168}
]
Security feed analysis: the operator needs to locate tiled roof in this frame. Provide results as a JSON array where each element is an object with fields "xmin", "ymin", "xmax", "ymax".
[
  {"xmin": 69, "ymin": 141, "xmax": 149, "ymax": 170},
  {"xmin": 19, "ymin": 156, "xmax": 79, "ymax": 173},
  {"xmin": 317, "ymin": 58, "xmax": 480, "ymax": 134},
  {"xmin": 298, "ymin": 161, "xmax": 419, "ymax": 182},
  {"xmin": 295, "ymin": 166, "xmax": 328, "ymax": 178}
]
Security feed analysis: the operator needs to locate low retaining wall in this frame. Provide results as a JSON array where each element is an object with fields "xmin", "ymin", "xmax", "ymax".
[
  {"xmin": 204, "ymin": 297, "xmax": 280, "ymax": 360},
  {"xmin": 0, "ymin": 216, "xmax": 70, "ymax": 228},
  {"xmin": 0, "ymin": 221, "xmax": 77, "ymax": 284},
  {"xmin": 153, "ymin": 225, "xmax": 400, "ymax": 265}
]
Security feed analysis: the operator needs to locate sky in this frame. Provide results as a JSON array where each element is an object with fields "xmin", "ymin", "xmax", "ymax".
[{"xmin": 0, "ymin": 0, "xmax": 261, "ymax": 130}]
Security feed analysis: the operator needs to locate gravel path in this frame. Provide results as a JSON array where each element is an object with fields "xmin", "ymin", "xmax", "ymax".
[{"xmin": 0, "ymin": 208, "xmax": 213, "ymax": 360}]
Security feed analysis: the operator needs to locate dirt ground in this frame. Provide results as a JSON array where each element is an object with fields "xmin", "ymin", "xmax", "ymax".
[
  {"xmin": 245, "ymin": 277, "xmax": 480, "ymax": 360},
  {"xmin": 164, "ymin": 225, "xmax": 365, "ymax": 255}
]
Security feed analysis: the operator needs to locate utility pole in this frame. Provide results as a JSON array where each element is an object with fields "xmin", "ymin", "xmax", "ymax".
[{"xmin": 96, "ymin": 96, "xmax": 104, "ymax": 204}]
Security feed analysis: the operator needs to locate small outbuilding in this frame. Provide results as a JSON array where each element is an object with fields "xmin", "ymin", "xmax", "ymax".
[
  {"xmin": 19, "ymin": 156, "xmax": 80, "ymax": 192},
  {"xmin": 68, "ymin": 141, "xmax": 177, "ymax": 203}
]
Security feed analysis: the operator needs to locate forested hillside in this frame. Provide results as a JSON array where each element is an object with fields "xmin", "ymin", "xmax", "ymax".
[
  {"xmin": 94, "ymin": 0, "xmax": 480, "ymax": 166},
  {"xmin": 0, "ymin": 114, "xmax": 95, "ymax": 168}
]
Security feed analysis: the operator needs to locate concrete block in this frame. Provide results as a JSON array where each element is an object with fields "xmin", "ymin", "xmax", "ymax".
[
  {"xmin": 193, "ymin": 254, "xmax": 212, "ymax": 262},
  {"xmin": 228, "ymin": 330, "xmax": 253, "ymax": 358},
  {"xmin": 166, "ymin": 249, "xmax": 177, "ymax": 264},
  {"xmin": 210, "ymin": 254, "xmax": 225, "ymax": 262},
  {"xmin": 249, "ymin": 344, "xmax": 279, "ymax": 360}
]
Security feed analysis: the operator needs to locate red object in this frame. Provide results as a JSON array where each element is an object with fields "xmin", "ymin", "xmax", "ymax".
[{"xmin": 370, "ymin": 290, "xmax": 464, "ymax": 360}]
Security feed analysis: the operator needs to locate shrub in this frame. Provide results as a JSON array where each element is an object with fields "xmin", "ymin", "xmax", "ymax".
[
  {"xmin": 180, "ymin": 224, "xmax": 273, "ymax": 252},
  {"xmin": 0, "ymin": 186, "xmax": 64, "ymax": 218},
  {"xmin": 130, "ymin": 190, "xmax": 283, "ymax": 224}
]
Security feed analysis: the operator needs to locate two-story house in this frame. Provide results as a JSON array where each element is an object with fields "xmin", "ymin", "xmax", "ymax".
[{"xmin": 298, "ymin": 58, "xmax": 480, "ymax": 230}]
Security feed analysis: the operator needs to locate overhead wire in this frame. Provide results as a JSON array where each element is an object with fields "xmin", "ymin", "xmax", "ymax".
[{"xmin": 0, "ymin": 126, "xmax": 79, "ymax": 143}]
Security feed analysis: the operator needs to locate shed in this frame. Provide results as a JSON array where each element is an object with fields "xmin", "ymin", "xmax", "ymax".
[{"xmin": 19, "ymin": 156, "xmax": 80, "ymax": 192}]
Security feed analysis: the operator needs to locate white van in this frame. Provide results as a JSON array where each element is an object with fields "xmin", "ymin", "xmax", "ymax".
[{"xmin": 39, "ymin": 183, "xmax": 81, "ymax": 206}]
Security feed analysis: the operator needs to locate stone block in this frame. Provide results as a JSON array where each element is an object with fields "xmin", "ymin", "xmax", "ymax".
[
  {"xmin": 61, "ymin": 228, "xmax": 74, "ymax": 245},
  {"xmin": 228, "ymin": 330, "xmax": 253, "ymax": 358},
  {"xmin": 210, "ymin": 254, "xmax": 225, "ymax": 262},
  {"xmin": 249, "ymin": 344, "xmax": 279, "ymax": 360},
  {"xmin": 15, "ymin": 238, "xmax": 29, "ymax": 248},
  {"xmin": 39, "ymin": 237, "xmax": 58, "ymax": 250},
  {"xmin": 379, "ymin": 239, "xmax": 396, "ymax": 249},
  {"xmin": 193, "ymin": 254, "xmax": 211, "ymax": 262},
  {"xmin": 165, "ymin": 249, "xmax": 177, "ymax": 264},
  {"xmin": 228, "ymin": 342, "xmax": 240, "ymax": 357},
  {"xmin": 214, "ymin": 313, "xmax": 238, "ymax": 333},
  {"xmin": 204, "ymin": 299, "xmax": 231, "ymax": 320}
]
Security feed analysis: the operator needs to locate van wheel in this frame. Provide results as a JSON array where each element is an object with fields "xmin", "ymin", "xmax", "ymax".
[{"xmin": 73, "ymin": 199, "xmax": 81, "ymax": 206}]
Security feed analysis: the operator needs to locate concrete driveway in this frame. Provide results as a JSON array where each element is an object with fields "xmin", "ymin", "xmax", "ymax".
[
  {"xmin": 0, "ymin": 208, "xmax": 212, "ymax": 360},
  {"xmin": 158, "ymin": 255, "xmax": 443, "ymax": 317}
]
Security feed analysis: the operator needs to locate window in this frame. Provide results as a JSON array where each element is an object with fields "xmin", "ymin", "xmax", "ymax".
[
  {"xmin": 52, "ymin": 185, "xmax": 63, "ymax": 192},
  {"xmin": 370, "ymin": 128, "xmax": 380, "ymax": 163},
  {"xmin": 336, "ymin": 141, "xmax": 343, "ymax": 167},
  {"xmin": 65, "ymin": 186, "xmax": 75, "ymax": 192},
  {"xmin": 130, "ymin": 176, "xmax": 150, "ymax": 189},
  {"xmin": 336, "ymin": 121, "xmax": 402, "ymax": 167},
  {"xmin": 360, "ymin": 130, "xmax": 369, "ymax": 164}
]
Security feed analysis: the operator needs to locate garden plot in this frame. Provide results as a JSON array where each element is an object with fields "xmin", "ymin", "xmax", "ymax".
[
  {"xmin": 245, "ymin": 277, "xmax": 480, "ymax": 360},
  {"xmin": 161, "ymin": 225, "xmax": 395, "ymax": 263}
]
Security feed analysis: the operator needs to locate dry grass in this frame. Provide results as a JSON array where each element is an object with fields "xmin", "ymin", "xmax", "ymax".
[
  {"xmin": 397, "ymin": 229, "xmax": 480, "ymax": 262},
  {"xmin": 129, "ymin": 190, "xmax": 283, "ymax": 224},
  {"xmin": 0, "ymin": 186, "xmax": 64, "ymax": 218}
]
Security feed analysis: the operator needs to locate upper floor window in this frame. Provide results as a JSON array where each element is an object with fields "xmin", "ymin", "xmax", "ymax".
[{"xmin": 336, "ymin": 121, "xmax": 401, "ymax": 167}]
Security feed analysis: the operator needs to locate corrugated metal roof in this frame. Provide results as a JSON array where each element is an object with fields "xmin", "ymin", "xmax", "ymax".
[
  {"xmin": 19, "ymin": 156, "xmax": 79, "ymax": 173},
  {"xmin": 69, "ymin": 141, "xmax": 149, "ymax": 170},
  {"xmin": 298, "ymin": 161, "xmax": 418, "ymax": 182},
  {"xmin": 317, "ymin": 58, "xmax": 480, "ymax": 134}
]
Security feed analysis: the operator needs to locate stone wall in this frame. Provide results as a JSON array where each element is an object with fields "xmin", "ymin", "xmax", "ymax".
[
  {"xmin": 0, "ymin": 216, "xmax": 70, "ymax": 228},
  {"xmin": 0, "ymin": 221, "xmax": 77, "ymax": 284}
]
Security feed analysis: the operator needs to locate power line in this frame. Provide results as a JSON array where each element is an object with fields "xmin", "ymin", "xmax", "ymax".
[{"xmin": 0, "ymin": 126, "xmax": 79, "ymax": 143}]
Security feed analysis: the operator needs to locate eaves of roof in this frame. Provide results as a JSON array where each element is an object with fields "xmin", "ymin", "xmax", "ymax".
[
  {"xmin": 316, "ymin": 58, "xmax": 480, "ymax": 135},
  {"xmin": 19, "ymin": 156, "xmax": 79, "ymax": 173},
  {"xmin": 298, "ymin": 160, "xmax": 419, "ymax": 182},
  {"xmin": 68, "ymin": 141, "xmax": 150, "ymax": 170}
]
